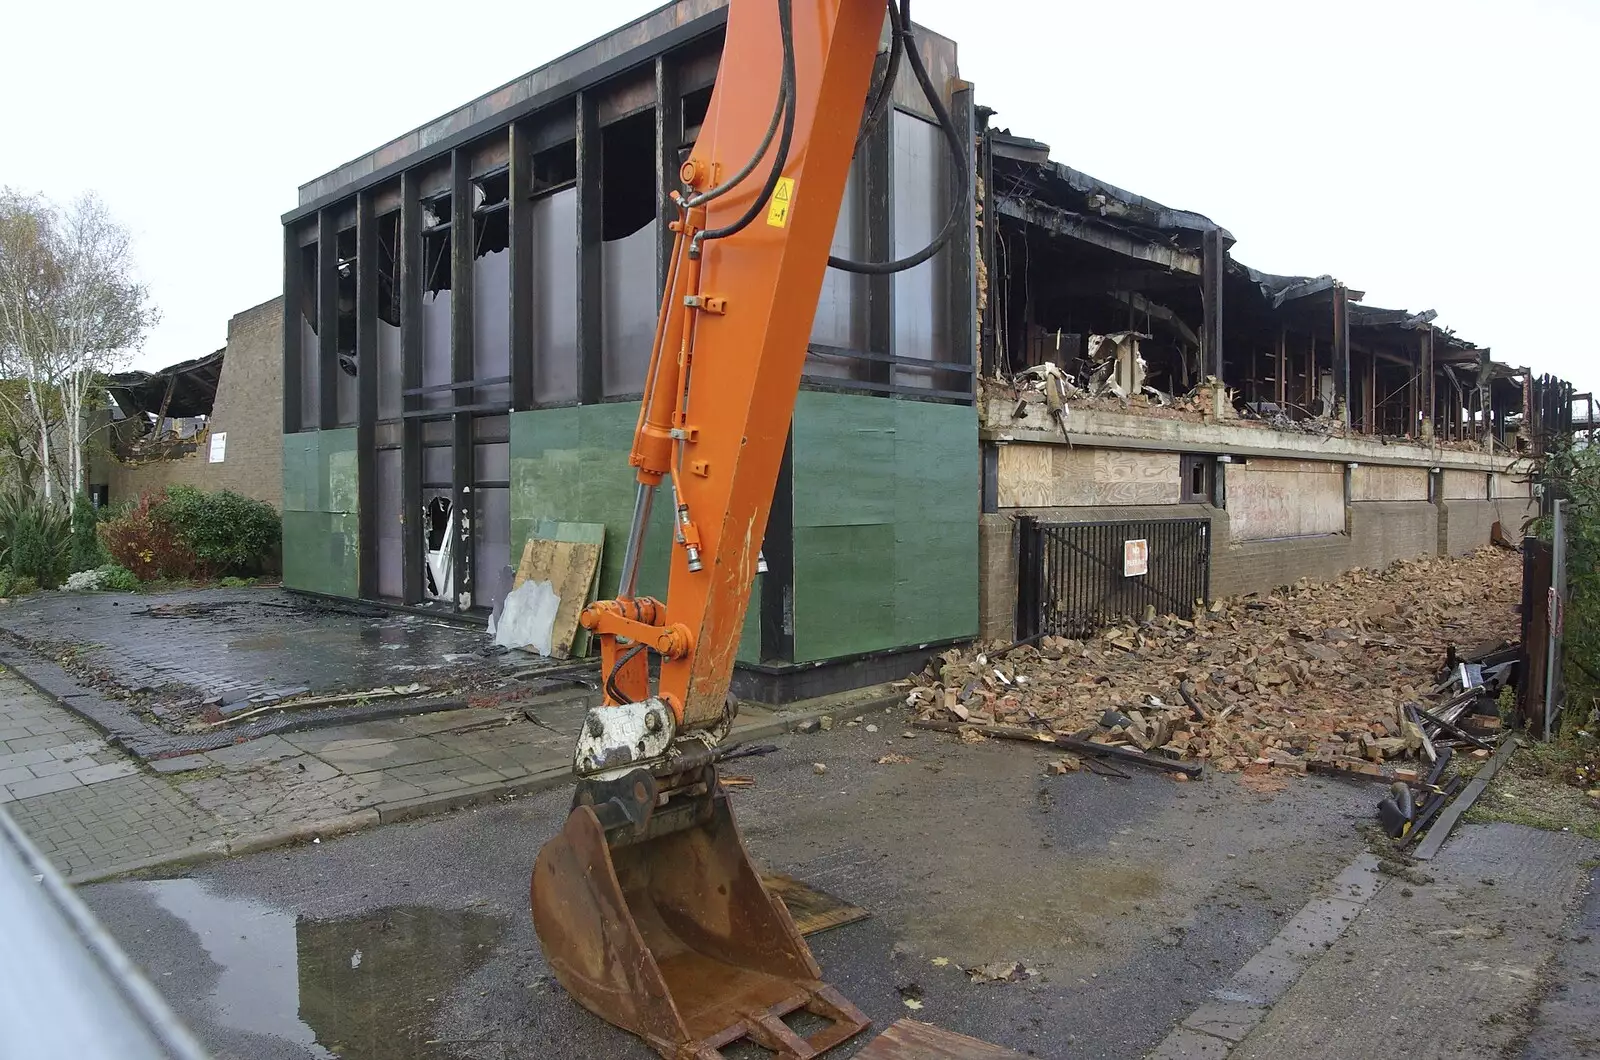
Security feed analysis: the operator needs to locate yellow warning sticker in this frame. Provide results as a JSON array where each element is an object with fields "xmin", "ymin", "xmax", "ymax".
[{"xmin": 766, "ymin": 177, "xmax": 795, "ymax": 228}]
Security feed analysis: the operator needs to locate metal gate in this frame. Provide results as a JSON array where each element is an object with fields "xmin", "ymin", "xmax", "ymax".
[{"xmin": 1016, "ymin": 516, "xmax": 1211, "ymax": 639}]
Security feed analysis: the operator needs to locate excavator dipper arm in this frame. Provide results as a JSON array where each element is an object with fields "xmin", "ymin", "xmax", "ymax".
[
  {"xmin": 578, "ymin": 0, "xmax": 890, "ymax": 741},
  {"xmin": 533, "ymin": 2, "xmax": 964, "ymax": 1056}
]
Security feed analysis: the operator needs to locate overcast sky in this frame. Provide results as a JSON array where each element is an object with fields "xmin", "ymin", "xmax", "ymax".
[{"xmin": 3, "ymin": 0, "xmax": 1594, "ymax": 394}]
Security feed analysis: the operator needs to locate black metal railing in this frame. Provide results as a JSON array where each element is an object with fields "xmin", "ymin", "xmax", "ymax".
[{"xmin": 1016, "ymin": 516, "xmax": 1212, "ymax": 638}]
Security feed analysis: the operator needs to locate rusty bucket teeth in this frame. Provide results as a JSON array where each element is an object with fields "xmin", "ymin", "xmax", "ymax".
[{"xmin": 531, "ymin": 776, "xmax": 869, "ymax": 1059}]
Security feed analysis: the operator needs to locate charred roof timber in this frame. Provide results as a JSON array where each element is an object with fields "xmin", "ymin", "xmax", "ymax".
[{"xmin": 104, "ymin": 350, "xmax": 223, "ymax": 420}]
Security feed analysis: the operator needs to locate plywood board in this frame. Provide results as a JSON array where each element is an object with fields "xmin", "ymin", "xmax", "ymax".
[
  {"xmin": 996, "ymin": 444, "xmax": 1180, "ymax": 508},
  {"xmin": 1351, "ymin": 465, "xmax": 1428, "ymax": 502},
  {"xmin": 1442, "ymin": 469, "xmax": 1489, "ymax": 500},
  {"xmin": 854, "ymin": 1019, "xmax": 1027, "ymax": 1059},
  {"xmin": 995, "ymin": 444, "xmax": 1055, "ymax": 507},
  {"xmin": 761, "ymin": 873, "xmax": 870, "ymax": 937},
  {"xmin": 1228, "ymin": 460, "xmax": 1344, "ymax": 541},
  {"xmin": 530, "ymin": 520, "xmax": 606, "ymax": 657},
  {"xmin": 512, "ymin": 536, "xmax": 603, "ymax": 658}
]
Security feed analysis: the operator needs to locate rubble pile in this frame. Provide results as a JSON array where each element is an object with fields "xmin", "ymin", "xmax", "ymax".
[{"xmin": 904, "ymin": 548, "xmax": 1522, "ymax": 776}]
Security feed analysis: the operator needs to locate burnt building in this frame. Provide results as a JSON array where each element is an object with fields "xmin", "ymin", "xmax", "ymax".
[
  {"xmin": 279, "ymin": 0, "xmax": 1574, "ymax": 690},
  {"xmin": 280, "ymin": 0, "xmax": 978, "ymax": 697}
]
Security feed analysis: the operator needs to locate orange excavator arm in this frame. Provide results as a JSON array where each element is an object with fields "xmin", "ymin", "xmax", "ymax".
[
  {"xmin": 579, "ymin": 0, "xmax": 889, "ymax": 734},
  {"xmin": 533, "ymin": 2, "xmax": 967, "ymax": 1056}
]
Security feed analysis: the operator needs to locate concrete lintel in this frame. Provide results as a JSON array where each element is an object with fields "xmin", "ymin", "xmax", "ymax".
[{"xmin": 983, "ymin": 408, "xmax": 1525, "ymax": 474}]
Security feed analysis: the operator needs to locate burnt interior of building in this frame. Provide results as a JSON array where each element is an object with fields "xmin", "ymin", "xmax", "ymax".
[{"xmin": 979, "ymin": 126, "xmax": 1559, "ymax": 450}]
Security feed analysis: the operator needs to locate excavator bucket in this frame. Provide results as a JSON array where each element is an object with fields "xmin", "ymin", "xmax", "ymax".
[{"xmin": 531, "ymin": 772, "xmax": 869, "ymax": 1059}]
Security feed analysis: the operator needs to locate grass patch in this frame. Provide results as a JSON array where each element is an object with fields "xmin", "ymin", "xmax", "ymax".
[{"xmin": 1464, "ymin": 738, "xmax": 1600, "ymax": 840}]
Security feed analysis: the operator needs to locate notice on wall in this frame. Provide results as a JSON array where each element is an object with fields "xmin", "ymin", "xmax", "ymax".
[
  {"xmin": 1123, "ymin": 538, "xmax": 1149, "ymax": 578},
  {"xmin": 209, "ymin": 432, "xmax": 227, "ymax": 464}
]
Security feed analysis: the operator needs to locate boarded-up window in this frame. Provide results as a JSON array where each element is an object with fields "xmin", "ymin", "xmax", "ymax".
[
  {"xmin": 995, "ymin": 445, "xmax": 1180, "ymax": 508},
  {"xmin": 1350, "ymin": 465, "xmax": 1428, "ymax": 502},
  {"xmin": 1227, "ymin": 459, "xmax": 1344, "ymax": 541},
  {"xmin": 1442, "ymin": 469, "xmax": 1488, "ymax": 500}
]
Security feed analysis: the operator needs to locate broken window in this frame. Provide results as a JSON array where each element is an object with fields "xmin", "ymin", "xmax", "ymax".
[
  {"xmin": 332, "ymin": 225, "xmax": 358, "ymax": 426},
  {"xmin": 601, "ymin": 109, "xmax": 660, "ymax": 398},
  {"xmin": 532, "ymin": 179, "xmax": 579, "ymax": 405},
  {"xmin": 376, "ymin": 211, "xmax": 403, "ymax": 421},
  {"xmin": 420, "ymin": 194, "xmax": 453, "ymax": 409},
  {"xmin": 1180, "ymin": 454, "xmax": 1214, "ymax": 504},
  {"xmin": 680, "ymin": 85, "xmax": 712, "ymax": 164},
  {"xmin": 470, "ymin": 168, "xmax": 512, "ymax": 408},
  {"xmin": 532, "ymin": 141, "xmax": 576, "ymax": 197}
]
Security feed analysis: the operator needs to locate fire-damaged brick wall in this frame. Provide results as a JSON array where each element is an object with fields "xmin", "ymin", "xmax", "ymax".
[
  {"xmin": 96, "ymin": 298, "xmax": 284, "ymax": 509},
  {"xmin": 980, "ymin": 451, "xmax": 1530, "ymax": 640}
]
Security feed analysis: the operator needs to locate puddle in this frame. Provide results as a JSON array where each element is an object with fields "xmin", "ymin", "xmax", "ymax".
[{"xmin": 144, "ymin": 879, "xmax": 503, "ymax": 1059}]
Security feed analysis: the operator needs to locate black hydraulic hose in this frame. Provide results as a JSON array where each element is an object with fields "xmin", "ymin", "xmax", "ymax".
[
  {"xmin": 692, "ymin": 0, "xmax": 798, "ymax": 254},
  {"xmin": 828, "ymin": 0, "xmax": 970, "ymax": 276},
  {"xmin": 604, "ymin": 642, "xmax": 648, "ymax": 705},
  {"xmin": 854, "ymin": 1, "xmax": 902, "ymax": 152},
  {"xmin": 685, "ymin": 61, "xmax": 789, "ymax": 208}
]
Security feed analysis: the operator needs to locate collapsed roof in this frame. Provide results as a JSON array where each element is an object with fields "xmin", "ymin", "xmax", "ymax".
[{"xmin": 104, "ymin": 349, "xmax": 224, "ymax": 420}]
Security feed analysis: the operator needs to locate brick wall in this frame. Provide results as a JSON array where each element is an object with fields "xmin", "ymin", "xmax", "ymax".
[
  {"xmin": 1347, "ymin": 501, "xmax": 1438, "ymax": 571},
  {"xmin": 97, "ymin": 297, "xmax": 284, "ymax": 509},
  {"xmin": 1211, "ymin": 531, "xmax": 1350, "ymax": 597},
  {"xmin": 1440, "ymin": 496, "xmax": 1537, "ymax": 555},
  {"xmin": 978, "ymin": 513, "xmax": 1017, "ymax": 642}
]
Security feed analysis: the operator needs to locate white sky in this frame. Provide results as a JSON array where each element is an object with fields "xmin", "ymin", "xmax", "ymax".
[{"xmin": 3, "ymin": 0, "xmax": 1595, "ymax": 393}]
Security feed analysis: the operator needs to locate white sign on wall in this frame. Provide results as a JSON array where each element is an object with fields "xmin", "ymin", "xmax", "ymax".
[
  {"xmin": 208, "ymin": 432, "xmax": 227, "ymax": 464},
  {"xmin": 1123, "ymin": 538, "xmax": 1149, "ymax": 578}
]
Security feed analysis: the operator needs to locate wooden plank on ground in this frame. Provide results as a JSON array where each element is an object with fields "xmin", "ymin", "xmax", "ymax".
[
  {"xmin": 513, "ymin": 535, "xmax": 603, "ymax": 659},
  {"xmin": 853, "ymin": 1019, "xmax": 1027, "ymax": 1059},
  {"xmin": 530, "ymin": 520, "xmax": 606, "ymax": 657},
  {"xmin": 1413, "ymin": 736, "xmax": 1516, "ymax": 861},
  {"xmin": 761, "ymin": 872, "xmax": 869, "ymax": 937}
]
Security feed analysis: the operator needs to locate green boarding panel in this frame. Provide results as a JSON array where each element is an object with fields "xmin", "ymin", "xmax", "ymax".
[
  {"xmin": 280, "ymin": 429, "xmax": 360, "ymax": 599},
  {"xmin": 511, "ymin": 406, "xmax": 760, "ymax": 661},
  {"xmin": 281, "ymin": 433, "xmax": 317, "ymax": 513},
  {"xmin": 892, "ymin": 400, "xmax": 977, "ymax": 648},
  {"xmin": 282, "ymin": 511, "xmax": 358, "ymax": 598},
  {"xmin": 788, "ymin": 392, "xmax": 978, "ymax": 663},
  {"xmin": 322, "ymin": 428, "xmax": 358, "ymax": 514}
]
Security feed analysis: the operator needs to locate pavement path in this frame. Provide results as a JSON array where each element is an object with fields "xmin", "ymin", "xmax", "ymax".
[{"xmin": 2, "ymin": 665, "xmax": 884, "ymax": 883}]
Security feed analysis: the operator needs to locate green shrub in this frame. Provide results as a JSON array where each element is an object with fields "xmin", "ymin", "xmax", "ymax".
[
  {"xmin": 0, "ymin": 496, "xmax": 70, "ymax": 588},
  {"xmin": 70, "ymin": 493, "xmax": 107, "ymax": 573},
  {"xmin": 10, "ymin": 575, "xmax": 37, "ymax": 596},
  {"xmin": 218, "ymin": 575, "xmax": 257, "ymax": 588},
  {"xmin": 96, "ymin": 564, "xmax": 140, "ymax": 592},
  {"xmin": 0, "ymin": 568, "xmax": 13, "ymax": 598},
  {"xmin": 155, "ymin": 486, "xmax": 280, "ymax": 577},
  {"xmin": 98, "ymin": 491, "xmax": 200, "ymax": 582}
]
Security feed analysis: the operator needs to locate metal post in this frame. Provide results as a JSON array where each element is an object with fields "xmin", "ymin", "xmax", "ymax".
[
  {"xmin": 1331, "ymin": 284, "xmax": 1350, "ymax": 425},
  {"xmin": 1201, "ymin": 229, "xmax": 1224, "ymax": 381},
  {"xmin": 1545, "ymin": 498, "xmax": 1566, "ymax": 741}
]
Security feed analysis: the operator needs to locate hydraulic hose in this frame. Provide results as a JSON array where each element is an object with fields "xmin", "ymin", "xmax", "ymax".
[{"xmin": 827, "ymin": 0, "xmax": 970, "ymax": 276}]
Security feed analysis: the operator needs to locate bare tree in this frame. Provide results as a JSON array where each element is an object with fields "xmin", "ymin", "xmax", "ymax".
[{"xmin": 0, "ymin": 190, "xmax": 157, "ymax": 508}]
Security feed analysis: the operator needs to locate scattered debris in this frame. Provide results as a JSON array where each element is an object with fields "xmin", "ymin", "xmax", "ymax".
[
  {"xmin": 201, "ymin": 683, "xmax": 430, "ymax": 727},
  {"xmin": 877, "ymin": 754, "xmax": 913, "ymax": 765},
  {"xmin": 902, "ymin": 548, "xmax": 1521, "ymax": 787},
  {"xmin": 721, "ymin": 775, "xmax": 755, "ymax": 788},
  {"xmin": 967, "ymin": 961, "xmax": 1032, "ymax": 984},
  {"xmin": 812, "ymin": 763, "xmax": 828, "ymax": 776}
]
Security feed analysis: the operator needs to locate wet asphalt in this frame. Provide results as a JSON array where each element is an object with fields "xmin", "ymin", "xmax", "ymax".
[{"xmin": 82, "ymin": 717, "xmax": 1380, "ymax": 1060}]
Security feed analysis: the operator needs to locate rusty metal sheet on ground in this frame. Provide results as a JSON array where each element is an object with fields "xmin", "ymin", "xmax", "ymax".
[
  {"xmin": 513, "ymin": 536, "xmax": 603, "ymax": 659},
  {"xmin": 760, "ymin": 872, "xmax": 869, "ymax": 936},
  {"xmin": 853, "ymin": 1019, "xmax": 1027, "ymax": 1059}
]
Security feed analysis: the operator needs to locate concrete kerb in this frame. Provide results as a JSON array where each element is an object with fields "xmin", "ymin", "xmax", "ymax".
[
  {"xmin": 1144, "ymin": 852, "xmax": 1388, "ymax": 1060},
  {"xmin": 60, "ymin": 689, "xmax": 906, "ymax": 885}
]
